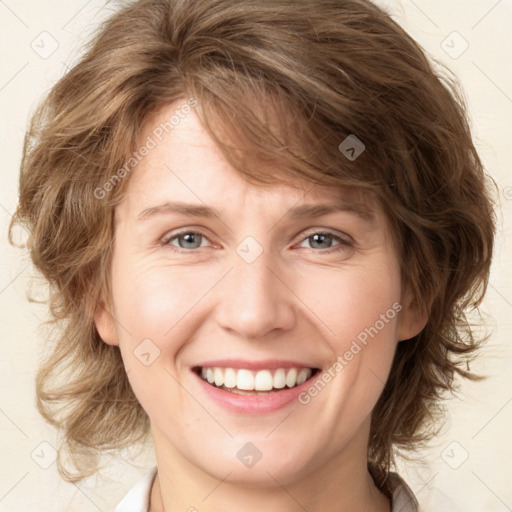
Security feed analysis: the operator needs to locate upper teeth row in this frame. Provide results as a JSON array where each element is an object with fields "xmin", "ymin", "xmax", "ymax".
[{"xmin": 200, "ymin": 367, "xmax": 313, "ymax": 391}]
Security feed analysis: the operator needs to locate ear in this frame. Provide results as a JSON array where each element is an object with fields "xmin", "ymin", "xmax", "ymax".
[
  {"xmin": 93, "ymin": 296, "xmax": 119, "ymax": 346},
  {"xmin": 397, "ymin": 289, "xmax": 429, "ymax": 342}
]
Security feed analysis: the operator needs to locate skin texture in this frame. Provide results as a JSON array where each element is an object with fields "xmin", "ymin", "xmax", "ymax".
[{"xmin": 94, "ymin": 99, "xmax": 426, "ymax": 512}]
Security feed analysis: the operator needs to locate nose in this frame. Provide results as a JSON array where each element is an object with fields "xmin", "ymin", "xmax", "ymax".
[{"xmin": 215, "ymin": 249, "xmax": 297, "ymax": 340}]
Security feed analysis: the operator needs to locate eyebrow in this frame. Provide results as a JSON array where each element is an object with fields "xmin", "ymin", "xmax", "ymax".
[{"xmin": 137, "ymin": 200, "xmax": 375, "ymax": 223}]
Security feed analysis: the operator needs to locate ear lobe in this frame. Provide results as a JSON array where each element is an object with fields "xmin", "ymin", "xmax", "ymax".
[
  {"xmin": 397, "ymin": 292, "xmax": 429, "ymax": 342},
  {"xmin": 93, "ymin": 298, "xmax": 119, "ymax": 346}
]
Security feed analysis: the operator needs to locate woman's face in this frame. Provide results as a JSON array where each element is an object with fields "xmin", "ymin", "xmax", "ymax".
[{"xmin": 95, "ymin": 99, "xmax": 423, "ymax": 486}]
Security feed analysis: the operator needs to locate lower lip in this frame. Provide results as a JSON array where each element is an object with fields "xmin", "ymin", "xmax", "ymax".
[{"xmin": 191, "ymin": 369, "xmax": 321, "ymax": 414}]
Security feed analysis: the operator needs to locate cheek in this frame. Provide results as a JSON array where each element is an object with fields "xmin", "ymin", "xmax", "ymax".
[
  {"xmin": 110, "ymin": 259, "xmax": 200, "ymax": 415},
  {"xmin": 288, "ymin": 261, "xmax": 403, "ymax": 451},
  {"xmin": 295, "ymin": 260, "xmax": 402, "ymax": 347},
  {"xmin": 111, "ymin": 255, "xmax": 208, "ymax": 344},
  {"xmin": 294, "ymin": 259, "xmax": 402, "ymax": 406},
  {"xmin": 109, "ymin": 257, "xmax": 220, "ymax": 412}
]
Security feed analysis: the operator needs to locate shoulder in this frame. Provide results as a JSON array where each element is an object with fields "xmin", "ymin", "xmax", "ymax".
[
  {"xmin": 388, "ymin": 472, "xmax": 419, "ymax": 511},
  {"xmin": 388, "ymin": 472, "xmax": 465, "ymax": 512},
  {"xmin": 114, "ymin": 467, "xmax": 157, "ymax": 512}
]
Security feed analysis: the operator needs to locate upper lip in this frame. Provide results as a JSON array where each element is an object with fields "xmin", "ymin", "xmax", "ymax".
[{"xmin": 193, "ymin": 359, "xmax": 320, "ymax": 370}]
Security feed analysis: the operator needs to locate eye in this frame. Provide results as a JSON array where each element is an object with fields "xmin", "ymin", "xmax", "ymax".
[
  {"xmin": 161, "ymin": 229, "xmax": 352, "ymax": 253},
  {"xmin": 296, "ymin": 231, "xmax": 352, "ymax": 252},
  {"xmin": 162, "ymin": 230, "xmax": 210, "ymax": 251}
]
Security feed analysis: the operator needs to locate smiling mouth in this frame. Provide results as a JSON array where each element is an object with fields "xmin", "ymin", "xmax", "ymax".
[{"xmin": 192, "ymin": 366, "xmax": 321, "ymax": 395}]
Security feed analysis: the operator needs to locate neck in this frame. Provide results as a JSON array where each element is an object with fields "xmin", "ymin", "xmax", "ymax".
[{"xmin": 149, "ymin": 425, "xmax": 390, "ymax": 512}]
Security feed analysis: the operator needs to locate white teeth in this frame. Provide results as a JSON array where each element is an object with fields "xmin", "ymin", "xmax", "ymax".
[
  {"xmin": 237, "ymin": 369, "xmax": 254, "ymax": 390},
  {"xmin": 214, "ymin": 367, "xmax": 224, "ymax": 387},
  {"xmin": 198, "ymin": 366, "xmax": 314, "ymax": 391},
  {"xmin": 273, "ymin": 368, "xmax": 286, "ymax": 389},
  {"xmin": 286, "ymin": 368, "xmax": 298, "ymax": 388},
  {"xmin": 223, "ymin": 368, "xmax": 237, "ymax": 388},
  {"xmin": 254, "ymin": 370, "xmax": 273, "ymax": 391},
  {"xmin": 296, "ymin": 368, "xmax": 309, "ymax": 386}
]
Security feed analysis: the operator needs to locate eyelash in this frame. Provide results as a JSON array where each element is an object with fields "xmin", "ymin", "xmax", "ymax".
[{"xmin": 160, "ymin": 229, "xmax": 353, "ymax": 254}]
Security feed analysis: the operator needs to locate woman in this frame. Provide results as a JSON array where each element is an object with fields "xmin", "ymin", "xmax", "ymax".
[{"xmin": 10, "ymin": 0, "xmax": 495, "ymax": 510}]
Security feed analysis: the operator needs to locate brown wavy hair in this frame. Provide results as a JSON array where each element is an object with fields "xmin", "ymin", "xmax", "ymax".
[{"xmin": 9, "ymin": 0, "xmax": 495, "ymax": 488}]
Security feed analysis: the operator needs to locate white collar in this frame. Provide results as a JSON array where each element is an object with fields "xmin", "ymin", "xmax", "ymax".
[{"xmin": 114, "ymin": 467, "xmax": 419, "ymax": 512}]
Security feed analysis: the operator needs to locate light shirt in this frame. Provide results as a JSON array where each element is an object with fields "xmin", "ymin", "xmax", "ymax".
[{"xmin": 114, "ymin": 467, "xmax": 419, "ymax": 511}]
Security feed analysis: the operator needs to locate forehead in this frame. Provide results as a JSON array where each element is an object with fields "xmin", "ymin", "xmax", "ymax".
[{"xmin": 119, "ymin": 100, "xmax": 378, "ymax": 223}]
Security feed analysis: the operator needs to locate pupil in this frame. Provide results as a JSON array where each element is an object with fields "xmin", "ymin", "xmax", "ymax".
[
  {"xmin": 181, "ymin": 233, "xmax": 201, "ymax": 248},
  {"xmin": 311, "ymin": 234, "xmax": 331, "ymax": 249}
]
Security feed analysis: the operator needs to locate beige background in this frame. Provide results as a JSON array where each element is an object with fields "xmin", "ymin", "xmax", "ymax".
[{"xmin": 1, "ymin": 1, "xmax": 511, "ymax": 510}]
